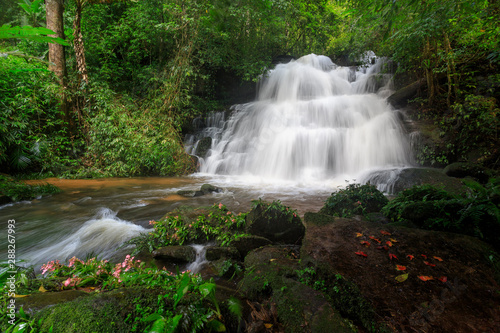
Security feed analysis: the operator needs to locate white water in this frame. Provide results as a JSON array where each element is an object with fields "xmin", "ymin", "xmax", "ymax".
[
  {"xmin": 22, "ymin": 208, "xmax": 147, "ymax": 267},
  {"xmin": 186, "ymin": 244, "xmax": 210, "ymax": 274},
  {"xmin": 187, "ymin": 54, "xmax": 413, "ymax": 187}
]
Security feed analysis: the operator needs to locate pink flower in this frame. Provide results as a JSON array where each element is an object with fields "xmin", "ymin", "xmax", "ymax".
[
  {"xmin": 218, "ymin": 203, "xmax": 223, "ymax": 209},
  {"xmin": 227, "ymin": 212, "xmax": 231, "ymax": 215},
  {"xmin": 63, "ymin": 278, "xmax": 72, "ymax": 287}
]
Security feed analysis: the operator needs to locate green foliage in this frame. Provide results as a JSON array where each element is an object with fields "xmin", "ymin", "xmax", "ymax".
[
  {"xmin": 250, "ymin": 198, "xmax": 300, "ymax": 223},
  {"xmin": 129, "ymin": 203, "xmax": 248, "ymax": 255},
  {"xmin": 0, "ymin": 175, "xmax": 60, "ymax": 202},
  {"xmin": 320, "ymin": 183, "xmax": 389, "ymax": 218},
  {"xmin": 382, "ymin": 180, "xmax": 500, "ymax": 250}
]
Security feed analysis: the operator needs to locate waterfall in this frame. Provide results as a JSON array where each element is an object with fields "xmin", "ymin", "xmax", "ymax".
[{"xmin": 190, "ymin": 54, "xmax": 413, "ymax": 185}]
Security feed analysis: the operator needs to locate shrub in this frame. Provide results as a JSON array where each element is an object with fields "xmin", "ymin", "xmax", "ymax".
[{"xmin": 320, "ymin": 184, "xmax": 389, "ymax": 218}]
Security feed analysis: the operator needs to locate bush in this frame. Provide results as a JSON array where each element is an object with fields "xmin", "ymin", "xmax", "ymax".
[
  {"xmin": 382, "ymin": 181, "xmax": 500, "ymax": 250},
  {"xmin": 320, "ymin": 184, "xmax": 389, "ymax": 218},
  {"xmin": 0, "ymin": 175, "xmax": 60, "ymax": 202}
]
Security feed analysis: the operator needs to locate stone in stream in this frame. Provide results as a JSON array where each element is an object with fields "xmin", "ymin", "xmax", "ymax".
[{"xmin": 152, "ymin": 245, "xmax": 196, "ymax": 263}]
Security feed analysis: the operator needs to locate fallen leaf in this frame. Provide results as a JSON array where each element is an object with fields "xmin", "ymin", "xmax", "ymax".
[
  {"xmin": 390, "ymin": 238, "xmax": 398, "ymax": 243},
  {"xmin": 418, "ymin": 276, "xmax": 434, "ymax": 281},
  {"xmin": 386, "ymin": 241, "xmax": 393, "ymax": 247},
  {"xmin": 380, "ymin": 230, "xmax": 391, "ymax": 236},
  {"xmin": 395, "ymin": 273, "xmax": 409, "ymax": 283},
  {"xmin": 421, "ymin": 254, "xmax": 427, "ymax": 259},
  {"xmin": 389, "ymin": 253, "xmax": 398, "ymax": 260},
  {"xmin": 14, "ymin": 294, "xmax": 29, "ymax": 298},
  {"xmin": 424, "ymin": 261, "xmax": 436, "ymax": 267},
  {"xmin": 438, "ymin": 276, "xmax": 447, "ymax": 283},
  {"xmin": 356, "ymin": 232, "xmax": 363, "ymax": 237},
  {"xmin": 355, "ymin": 251, "xmax": 368, "ymax": 257},
  {"xmin": 369, "ymin": 236, "xmax": 381, "ymax": 243},
  {"xmin": 39, "ymin": 285, "xmax": 47, "ymax": 293},
  {"xmin": 377, "ymin": 245, "xmax": 389, "ymax": 251},
  {"xmin": 264, "ymin": 324, "xmax": 273, "ymax": 329},
  {"xmin": 396, "ymin": 265, "xmax": 406, "ymax": 271},
  {"xmin": 360, "ymin": 241, "xmax": 371, "ymax": 247},
  {"xmin": 407, "ymin": 255, "xmax": 415, "ymax": 260},
  {"xmin": 433, "ymin": 256, "xmax": 443, "ymax": 262}
]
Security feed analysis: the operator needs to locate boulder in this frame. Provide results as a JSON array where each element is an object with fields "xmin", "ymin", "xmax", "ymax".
[
  {"xmin": 151, "ymin": 245, "xmax": 196, "ymax": 263},
  {"xmin": 205, "ymin": 246, "xmax": 240, "ymax": 261},
  {"xmin": 231, "ymin": 235, "xmax": 272, "ymax": 258},
  {"xmin": 384, "ymin": 167, "xmax": 466, "ymax": 195},
  {"xmin": 200, "ymin": 183, "xmax": 223, "ymax": 194},
  {"xmin": 443, "ymin": 162, "xmax": 492, "ymax": 183},
  {"xmin": 176, "ymin": 190, "xmax": 204, "ymax": 197},
  {"xmin": 246, "ymin": 201, "xmax": 305, "ymax": 244}
]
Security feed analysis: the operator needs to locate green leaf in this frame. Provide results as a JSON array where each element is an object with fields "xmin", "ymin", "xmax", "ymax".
[
  {"xmin": 207, "ymin": 319, "xmax": 226, "ymax": 332},
  {"xmin": 147, "ymin": 318, "xmax": 166, "ymax": 333},
  {"xmin": 227, "ymin": 296, "xmax": 242, "ymax": 320},
  {"xmin": 199, "ymin": 282, "xmax": 216, "ymax": 298}
]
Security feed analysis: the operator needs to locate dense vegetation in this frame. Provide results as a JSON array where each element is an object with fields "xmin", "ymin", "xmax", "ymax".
[{"xmin": 1, "ymin": 0, "xmax": 498, "ymax": 178}]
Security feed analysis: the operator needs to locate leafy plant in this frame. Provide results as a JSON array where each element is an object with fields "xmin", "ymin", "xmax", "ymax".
[{"xmin": 320, "ymin": 183, "xmax": 389, "ymax": 218}]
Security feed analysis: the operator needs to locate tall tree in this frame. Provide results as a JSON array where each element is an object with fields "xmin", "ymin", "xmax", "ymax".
[{"xmin": 45, "ymin": 0, "xmax": 70, "ymax": 129}]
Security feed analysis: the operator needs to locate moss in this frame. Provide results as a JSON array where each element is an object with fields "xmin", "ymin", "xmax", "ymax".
[{"xmin": 35, "ymin": 287, "xmax": 163, "ymax": 333}]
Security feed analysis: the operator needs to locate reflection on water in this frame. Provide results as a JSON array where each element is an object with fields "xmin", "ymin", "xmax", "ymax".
[{"xmin": 0, "ymin": 176, "xmax": 333, "ymax": 269}]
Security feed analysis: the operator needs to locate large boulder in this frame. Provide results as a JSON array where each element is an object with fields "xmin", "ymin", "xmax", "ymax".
[
  {"xmin": 231, "ymin": 235, "xmax": 272, "ymax": 258},
  {"xmin": 300, "ymin": 217, "xmax": 500, "ymax": 332},
  {"xmin": 246, "ymin": 200, "xmax": 305, "ymax": 245},
  {"xmin": 443, "ymin": 162, "xmax": 493, "ymax": 183}
]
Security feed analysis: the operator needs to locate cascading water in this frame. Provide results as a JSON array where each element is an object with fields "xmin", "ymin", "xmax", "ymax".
[{"xmin": 188, "ymin": 54, "xmax": 413, "ymax": 186}]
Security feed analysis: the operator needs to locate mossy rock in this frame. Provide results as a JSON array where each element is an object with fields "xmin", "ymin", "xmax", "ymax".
[
  {"xmin": 443, "ymin": 162, "xmax": 492, "ymax": 183},
  {"xmin": 303, "ymin": 212, "xmax": 337, "ymax": 227},
  {"xmin": 17, "ymin": 290, "xmax": 90, "ymax": 314},
  {"xmin": 388, "ymin": 167, "xmax": 466, "ymax": 195},
  {"xmin": 205, "ymin": 246, "xmax": 240, "ymax": 261},
  {"xmin": 246, "ymin": 201, "xmax": 305, "ymax": 244},
  {"xmin": 152, "ymin": 245, "xmax": 196, "ymax": 263},
  {"xmin": 34, "ymin": 287, "xmax": 163, "ymax": 333},
  {"xmin": 200, "ymin": 183, "xmax": 223, "ymax": 194},
  {"xmin": 231, "ymin": 235, "xmax": 272, "ymax": 258},
  {"xmin": 195, "ymin": 137, "xmax": 212, "ymax": 158},
  {"xmin": 240, "ymin": 246, "xmax": 355, "ymax": 332}
]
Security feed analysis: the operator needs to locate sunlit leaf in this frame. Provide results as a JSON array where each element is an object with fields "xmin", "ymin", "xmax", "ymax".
[{"xmin": 395, "ymin": 273, "xmax": 408, "ymax": 283}]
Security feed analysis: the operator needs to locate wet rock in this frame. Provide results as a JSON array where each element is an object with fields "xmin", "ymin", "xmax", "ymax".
[
  {"xmin": 246, "ymin": 201, "xmax": 305, "ymax": 244},
  {"xmin": 176, "ymin": 189, "xmax": 204, "ymax": 197},
  {"xmin": 0, "ymin": 195, "xmax": 12, "ymax": 205},
  {"xmin": 196, "ymin": 137, "xmax": 212, "ymax": 158},
  {"xmin": 152, "ymin": 245, "xmax": 196, "ymax": 263},
  {"xmin": 387, "ymin": 79, "xmax": 425, "ymax": 108},
  {"xmin": 205, "ymin": 246, "xmax": 240, "ymax": 261},
  {"xmin": 200, "ymin": 183, "xmax": 223, "ymax": 194},
  {"xmin": 231, "ymin": 235, "xmax": 272, "ymax": 258},
  {"xmin": 389, "ymin": 167, "xmax": 466, "ymax": 195},
  {"xmin": 443, "ymin": 162, "xmax": 492, "ymax": 183}
]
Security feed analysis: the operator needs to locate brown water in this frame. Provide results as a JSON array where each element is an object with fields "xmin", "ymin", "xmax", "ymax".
[{"xmin": 1, "ymin": 176, "xmax": 332, "ymax": 269}]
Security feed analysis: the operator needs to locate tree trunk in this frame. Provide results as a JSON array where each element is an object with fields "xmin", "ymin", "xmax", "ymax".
[
  {"xmin": 424, "ymin": 37, "xmax": 435, "ymax": 105},
  {"xmin": 46, "ymin": 0, "xmax": 70, "ymax": 132},
  {"xmin": 73, "ymin": 0, "xmax": 88, "ymax": 84}
]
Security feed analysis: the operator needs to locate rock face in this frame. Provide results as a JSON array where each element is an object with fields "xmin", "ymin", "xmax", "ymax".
[
  {"xmin": 246, "ymin": 201, "xmax": 305, "ymax": 244},
  {"xmin": 195, "ymin": 137, "xmax": 212, "ymax": 158},
  {"xmin": 300, "ymin": 215, "xmax": 500, "ymax": 332}
]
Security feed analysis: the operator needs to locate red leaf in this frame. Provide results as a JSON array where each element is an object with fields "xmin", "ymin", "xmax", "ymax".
[
  {"xmin": 407, "ymin": 255, "xmax": 415, "ymax": 260},
  {"xmin": 386, "ymin": 241, "xmax": 393, "ymax": 247},
  {"xmin": 389, "ymin": 253, "xmax": 398, "ymax": 260},
  {"xmin": 421, "ymin": 254, "xmax": 427, "ymax": 259},
  {"xmin": 424, "ymin": 261, "xmax": 436, "ymax": 267},
  {"xmin": 369, "ymin": 236, "xmax": 381, "ymax": 243},
  {"xmin": 355, "ymin": 251, "xmax": 368, "ymax": 257},
  {"xmin": 438, "ymin": 276, "xmax": 447, "ymax": 283},
  {"xmin": 380, "ymin": 230, "xmax": 391, "ymax": 236},
  {"xmin": 377, "ymin": 245, "xmax": 389, "ymax": 251},
  {"xmin": 360, "ymin": 241, "xmax": 371, "ymax": 247},
  {"xmin": 433, "ymin": 256, "xmax": 443, "ymax": 262},
  {"xmin": 396, "ymin": 265, "xmax": 406, "ymax": 271},
  {"xmin": 418, "ymin": 276, "xmax": 434, "ymax": 281}
]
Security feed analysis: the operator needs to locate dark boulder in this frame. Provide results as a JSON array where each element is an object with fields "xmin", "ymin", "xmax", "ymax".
[
  {"xmin": 152, "ymin": 245, "xmax": 196, "ymax": 263},
  {"xmin": 443, "ymin": 162, "xmax": 492, "ymax": 183}
]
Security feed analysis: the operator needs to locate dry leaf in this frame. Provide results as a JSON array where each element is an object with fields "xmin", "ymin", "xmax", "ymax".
[
  {"xmin": 406, "ymin": 255, "xmax": 415, "ymax": 260},
  {"xmin": 396, "ymin": 265, "xmax": 406, "ymax": 271},
  {"xmin": 389, "ymin": 253, "xmax": 398, "ymax": 260},
  {"xmin": 433, "ymin": 256, "xmax": 443, "ymax": 262},
  {"xmin": 356, "ymin": 232, "xmax": 363, "ymax": 237},
  {"xmin": 380, "ymin": 230, "xmax": 391, "ymax": 236},
  {"xmin": 418, "ymin": 276, "xmax": 434, "ymax": 281},
  {"xmin": 355, "ymin": 251, "xmax": 368, "ymax": 257}
]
